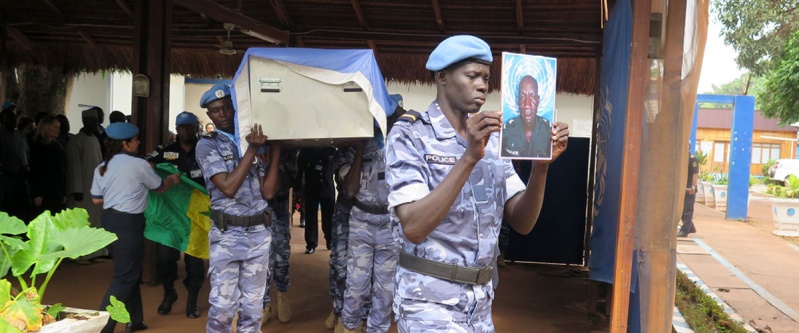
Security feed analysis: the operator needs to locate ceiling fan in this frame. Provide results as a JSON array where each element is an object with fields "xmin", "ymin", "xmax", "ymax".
[{"xmin": 219, "ymin": 23, "xmax": 237, "ymax": 55}]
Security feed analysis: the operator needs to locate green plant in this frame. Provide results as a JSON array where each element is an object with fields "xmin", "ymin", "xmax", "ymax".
[
  {"xmin": 762, "ymin": 159, "xmax": 776, "ymax": 178},
  {"xmin": 1, "ymin": 209, "xmax": 120, "ymax": 332},
  {"xmin": 675, "ymin": 270, "xmax": 749, "ymax": 333},
  {"xmin": 785, "ymin": 175, "xmax": 799, "ymax": 198},
  {"xmin": 775, "ymin": 186, "xmax": 783, "ymax": 196},
  {"xmin": 713, "ymin": 174, "xmax": 729, "ymax": 185},
  {"xmin": 767, "ymin": 184, "xmax": 774, "ymax": 194}
]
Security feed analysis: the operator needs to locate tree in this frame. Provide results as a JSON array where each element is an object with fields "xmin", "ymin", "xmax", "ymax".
[
  {"xmin": 714, "ymin": 0, "xmax": 799, "ymax": 76},
  {"xmin": 699, "ymin": 73, "xmax": 765, "ymax": 109},
  {"xmin": 759, "ymin": 30, "xmax": 799, "ymax": 125}
]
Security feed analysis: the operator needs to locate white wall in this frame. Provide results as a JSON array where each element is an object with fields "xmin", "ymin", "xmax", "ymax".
[{"xmin": 68, "ymin": 72, "xmax": 187, "ymax": 135}]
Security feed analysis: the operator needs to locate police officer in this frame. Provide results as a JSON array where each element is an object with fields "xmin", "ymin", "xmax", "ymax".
[
  {"xmin": 678, "ymin": 150, "xmax": 699, "ymax": 237},
  {"xmin": 336, "ymin": 101, "xmax": 405, "ymax": 333},
  {"xmin": 385, "ymin": 35, "xmax": 570, "ymax": 332},
  {"xmin": 92, "ymin": 122, "xmax": 181, "ymax": 333},
  {"xmin": 326, "ymin": 155, "xmax": 355, "ymax": 330},
  {"xmin": 501, "ymin": 75, "xmax": 552, "ymax": 159},
  {"xmin": 262, "ymin": 149, "xmax": 298, "ymax": 326},
  {"xmin": 195, "ymin": 84, "xmax": 282, "ymax": 333},
  {"xmin": 296, "ymin": 146, "xmax": 336, "ymax": 253},
  {"xmin": 145, "ymin": 111, "xmax": 206, "ymax": 319}
]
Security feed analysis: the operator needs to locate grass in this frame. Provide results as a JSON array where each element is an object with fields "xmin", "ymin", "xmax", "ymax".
[{"xmin": 675, "ymin": 270, "xmax": 749, "ymax": 333}]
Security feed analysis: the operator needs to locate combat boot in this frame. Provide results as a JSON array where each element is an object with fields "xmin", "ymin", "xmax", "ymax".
[
  {"xmin": 325, "ymin": 310, "xmax": 337, "ymax": 330},
  {"xmin": 334, "ymin": 321, "xmax": 364, "ymax": 333},
  {"xmin": 186, "ymin": 291, "xmax": 200, "ymax": 319},
  {"xmin": 157, "ymin": 289, "xmax": 178, "ymax": 315},
  {"xmin": 276, "ymin": 291, "xmax": 292, "ymax": 323},
  {"xmin": 261, "ymin": 304, "xmax": 272, "ymax": 327}
]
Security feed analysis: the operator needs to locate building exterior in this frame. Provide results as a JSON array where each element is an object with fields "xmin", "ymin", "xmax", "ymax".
[{"xmin": 696, "ymin": 108, "xmax": 798, "ymax": 176}]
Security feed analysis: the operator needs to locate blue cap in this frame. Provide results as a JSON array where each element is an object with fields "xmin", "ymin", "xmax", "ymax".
[
  {"xmin": 176, "ymin": 111, "xmax": 200, "ymax": 127},
  {"xmin": 106, "ymin": 122, "xmax": 139, "ymax": 140},
  {"xmin": 426, "ymin": 35, "xmax": 493, "ymax": 71},
  {"xmin": 2, "ymin": 101, "xmax": 16, "ymax": 111},
  {"xmin": 200, "ymin": 84, "xmax": 232, "ymax": 108}
]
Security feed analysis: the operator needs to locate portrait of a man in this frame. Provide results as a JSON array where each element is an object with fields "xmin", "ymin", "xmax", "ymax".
[{"xmin": 501, "ymin": 75, "xmax": 553, "ymax": 159}]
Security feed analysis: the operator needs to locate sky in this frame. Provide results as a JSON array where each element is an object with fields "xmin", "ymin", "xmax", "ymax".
[{"xmin": 697, "ymin": 10, "xmax": 745, "ymax": 93}]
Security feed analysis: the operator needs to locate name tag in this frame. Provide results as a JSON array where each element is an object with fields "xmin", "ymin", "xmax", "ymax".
[
  {"xmin": 424, "ymin": 154, "xmax": 457, "ymax": 165},
  {"xmin": 190, "ymin": 169, "xmax": 202, "ymax": 178},
  {"xmin": 148, "ymin": 150, "xmax": 159, "ymax": 158},
  {"xmin": 222, "ymin": 154, "xmax": 235, "ymax": 161},
  {"xmin": 164, "ymin": 152, "xmax": 179, "ymax": 160},
  {"xmin": 315, "ymin": 164, "xmax": 323, "ymax": 171}
]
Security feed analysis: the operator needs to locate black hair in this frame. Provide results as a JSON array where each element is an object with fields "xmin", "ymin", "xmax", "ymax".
[{"xmin": 99, "ymin": 137, "xmax": 129, "ymax": 176}]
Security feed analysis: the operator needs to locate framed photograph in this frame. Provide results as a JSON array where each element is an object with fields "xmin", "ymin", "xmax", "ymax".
[{"xmin": 499, "ymin": 52, "xmax": 557, "ymax": 160}]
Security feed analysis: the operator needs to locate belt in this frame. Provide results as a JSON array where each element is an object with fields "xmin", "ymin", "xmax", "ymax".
[
  {"xmin": 353, "ymin": 200, "xmax": 388, "ymax": 215},
  {"xmin": 398, "ymin": 252, "xmax": 493, "ymax": 285},
  {"xmin": 211, "ymin": 210, "xmax": 271, "ymax": 231}
]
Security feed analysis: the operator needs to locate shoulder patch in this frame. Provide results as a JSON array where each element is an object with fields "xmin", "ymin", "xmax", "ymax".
[{"xmin": 397, "ymin": 110, "xmax": 422, "ymax": 123}]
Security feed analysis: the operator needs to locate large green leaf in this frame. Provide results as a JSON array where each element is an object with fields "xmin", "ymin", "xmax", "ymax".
[
  {"xmin": 0, "ymin": 317, "xmax": 24, "ymax": 333},
  {"xmin": 38, "ymin": 226, "xmax": 117, "ymax": 261},
  {"xmin": 106, "ymin": 295, "xmax": 130, "ymax": 324},
  {"xmin": 0, "ymin": 279, "xmax": 11, "ymax": 305},
  {"xmin": 0, "ymin": 236, "xmax": 26, "ymax": 278},
  {"xmin": 12, "ymin": 213, "xmax": 59, "ymax": 277},
  {"xmin": 0, "ymin": 213, "xmax": 25, "ymax": 236},
  {"xmin": 0, "ymin": 288, "xmax": 43, "ymax": 332},
  {"xmin": 51, "ymin": 208, "xmax": 90, "ymax": 231}
]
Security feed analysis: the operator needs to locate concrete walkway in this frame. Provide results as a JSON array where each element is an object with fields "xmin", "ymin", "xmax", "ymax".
[{"xmin": 677, "ymin": 190, "xmax": 799, "ymax": 332}]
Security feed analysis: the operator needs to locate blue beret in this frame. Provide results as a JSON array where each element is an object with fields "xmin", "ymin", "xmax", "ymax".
[
  {"xmin": 200, "ymin": 84, "xmax": 231, "ymax": 108},
  {"xmin": 106, "ymin": 122, "xmax": 139, "ymax": 140},
  {"xmin": 176, "ymin": 111, "xmax": 200, "ymax": 126},
  {"xmin": 426, "ymin": 35, "xmax": 493, "ymax": 71},
  {"xmin": 2, "ymin": 101, "xmax": 16, "ymax": 111}
]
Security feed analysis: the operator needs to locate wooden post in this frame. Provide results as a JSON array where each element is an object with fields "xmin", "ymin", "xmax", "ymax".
[
  {"xmin": 131, "ymin": 0, "xmax": 172, "ymax": 284},
  {"xmin": 609, "ymin": 0, "xmax": 651, "ymax": 331}
]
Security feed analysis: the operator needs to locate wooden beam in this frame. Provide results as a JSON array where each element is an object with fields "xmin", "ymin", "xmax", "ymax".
[
  {"xmin": 42, "ymin": 0, "xmax": 65, "ymax": 18},
  {"xmin": 78, "ymin": 30, "xmax": 98, "ymax": 50},
  {"xmin": 431, "ymin": 0, "xmax": 445, "ymax": 32},
  {"xmin": 269, "ymin": 0, "xmax": 293, "ymax": 27},
  {"xmin": 367, "ymin": 39, "xmax": 378, "ymax": 54},
  {"xmin": 115, "ymin": 0, "xmax": 134, "ymax": 19},
  {"xmin": 350, "ymin": 0, "xmax": 369, "ymax": 30},
  {"xmin": 297, "ymin": 30, "xmax": 600, "ymax": 45},
  {"xmin": 609, "ymin": 0, "xmax": 651, "ymax": 331},
  {"xmin": 7, "ymin": 28, "xmax": 33, "ymax": 50},
  {"xmin": 515, "ymin": 0, "xmax": 524, "ymax": 33},
  {"xmin": 174, "ymin": 0, "xmax": 289, "ymax": 45}
]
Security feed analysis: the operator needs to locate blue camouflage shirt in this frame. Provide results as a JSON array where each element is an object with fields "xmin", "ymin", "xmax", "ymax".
[
  {"xmin": 386, "ymin": 101, "xmax": 526, "ymax": 304},
  {"xmin": 338, "ymin": 138, "xmax": 389, "ymax": 222},
  {"xmin": 195, "ymin": 131, "xmax": 268, "ymax": 216}
]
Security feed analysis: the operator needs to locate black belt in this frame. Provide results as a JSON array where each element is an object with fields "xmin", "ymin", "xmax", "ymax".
[
  {"xmin": 398, "ymin": 252, "xmax": 493, "ymax": 285},
  {"xmin": 353, "ymin": 200, "xmax": 388, "ymax": 215},
  {"xmin": 211, "ymin": 210, "xmax": 271, "ymax": 231}
]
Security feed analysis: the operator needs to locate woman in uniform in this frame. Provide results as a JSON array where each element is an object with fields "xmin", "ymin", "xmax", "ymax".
[{"xmin": 91, "ymin": 122, "xmax": 181, "ymax": 333}]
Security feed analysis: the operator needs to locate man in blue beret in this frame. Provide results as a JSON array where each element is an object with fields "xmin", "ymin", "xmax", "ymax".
[
  {"xmin": 385, "ymin": 35, "xmax": 570, "ymax": 332},
  {"xmin": 194, "ymin": 84, "xmax": 283, "ymax": 333},
  {"xmin": 145, "ymin": 111, "xmax": 207, "ymax": 319}
]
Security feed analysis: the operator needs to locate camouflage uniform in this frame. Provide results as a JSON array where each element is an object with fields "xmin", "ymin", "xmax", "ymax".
[
  {"xmin": 386, "ymin": 102, "xmax": 526, "ymax": 332},
  {"xmin": 264, "ymin": 151, "xmax": 298, "ymax": 304},
  {"xmin": 501, "ymin": 115, "xmax": 552, "ymax": 159},
  {"xmin": 195, "ymin": 131, "xmax": 271, "ymax": 333},
  {"xmin": 328, "ymin": 197, "xmax": 351, "ymax": 317},
  {"xmin": 340, "ymin": 139, "xmax": 399, "ymax": 332}
]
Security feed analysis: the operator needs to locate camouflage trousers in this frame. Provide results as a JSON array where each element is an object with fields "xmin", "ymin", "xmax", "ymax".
[
  {"xmin": 206, "ymin": 225, "xmax": 271, "ymax": 333},
  {"xmin": 396, "ymin": 280, "xmax": 494, "ymax": 333},
  {"xmin": 328, "ymin": 201, "xmax": 351, "ymax": 316},
  {"xmin": 341, "ymin": 211, "xmax": 399, "ymax": 332},
  {"xmin": 264, "ymin": 199, "xmax": 291, "ymax": 304}
]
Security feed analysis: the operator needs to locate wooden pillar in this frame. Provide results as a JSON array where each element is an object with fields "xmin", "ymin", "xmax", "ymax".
[
  {"xmin": 132, "ymin": 0, "xmax": 172, "ymax": 284},
  {"xmin": 132, "ymin": 0, "xmax": 172, "ymax": 154},
  {"xmin": 609, "ymin": 0, "xmax": 651, "ymax": 331}
]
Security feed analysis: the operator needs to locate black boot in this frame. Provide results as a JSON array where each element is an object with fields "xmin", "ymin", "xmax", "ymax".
[
  {"xmin": 186, "ymin": 290, "xmax": 201, "ymax": 319},
  {"xmin": 157, "ymin": 288, "xmax": 178, "ymax": 315}
]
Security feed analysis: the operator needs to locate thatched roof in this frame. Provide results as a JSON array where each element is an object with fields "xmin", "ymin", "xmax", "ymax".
[{"xmin": 1, "ymin": 0, "xmax": 603, "ymax": 95}]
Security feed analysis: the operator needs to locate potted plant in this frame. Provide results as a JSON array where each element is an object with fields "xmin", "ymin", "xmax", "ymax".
[
  {"xmin": 695, "ymin": 150, "xmax": 709, "ymax": 204},
  {"xmin": 699, "ymin": 172, "xmax": 715, "ymax": 208},
  {"xmin": 770, "ymin": 175, "xmax": 799, "ymax": 236},
  {"xmin": 1, "ymin": 209, "xmax": 128, "ymax": 332},
  {"xmin": 711, "ymin": 174, "xmax": 729, "ymax": 212}
]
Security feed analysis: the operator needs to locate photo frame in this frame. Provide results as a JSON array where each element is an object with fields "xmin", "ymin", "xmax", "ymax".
[{"xmin": 499, "ymin": 52, "xmax": 557, "ymax": 160}]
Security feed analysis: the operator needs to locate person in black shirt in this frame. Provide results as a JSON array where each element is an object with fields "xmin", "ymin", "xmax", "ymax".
[
  {"xmin": 296, "ymin": 147, "xmax": 336, "ymax": 254},
  {"xmin": 678, "ymin": 151, "xmax": 699, "ymax": 237},
  {"xmin": 145, "ymin": 111, "xmax": 206, "ymax": 318}
]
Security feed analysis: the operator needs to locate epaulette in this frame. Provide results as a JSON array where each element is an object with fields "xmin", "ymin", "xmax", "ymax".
[{"xmin": 397, "ymin": 110, "xmax": 422, "ymax": 123}]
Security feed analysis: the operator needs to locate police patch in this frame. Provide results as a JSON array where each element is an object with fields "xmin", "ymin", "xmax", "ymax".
[
  {"xmin": 164, "ymin": 152, "xmax": 179, "ymax": 160},
  {"xmin": 215, "ymin": 89, "xmax": 225, "ymax": 98},
  {"xmin": 424, "ymin": 154, "xmax": 457, "ymax": 165},
  {"xmin": 222, "ymin": 154, "xmax": 235, "ymax": 161}
]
